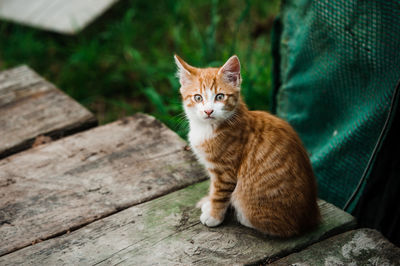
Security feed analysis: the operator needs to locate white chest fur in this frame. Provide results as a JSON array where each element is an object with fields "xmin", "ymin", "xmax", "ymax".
[{"xmin": 188, "ymin": 120, "xmax": 215, "ymax": 170}]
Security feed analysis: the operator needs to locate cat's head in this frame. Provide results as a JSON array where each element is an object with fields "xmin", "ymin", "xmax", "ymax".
[{"xmin": 175, "ymin": 55, "xmax": 241, "ymax": 124}]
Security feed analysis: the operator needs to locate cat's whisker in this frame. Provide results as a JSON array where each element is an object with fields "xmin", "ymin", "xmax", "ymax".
[{"xmin": 169, "ymin": 111, "xmax": 189, "ymax": 134}]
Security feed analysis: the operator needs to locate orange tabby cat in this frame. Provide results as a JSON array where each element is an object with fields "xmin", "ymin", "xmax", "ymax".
[{"xmin": 175, "ymin": 54, "xmax": 321, "ymax": 237}]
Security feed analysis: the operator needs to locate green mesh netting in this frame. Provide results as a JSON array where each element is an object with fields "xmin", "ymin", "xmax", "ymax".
[{"xmin": 271, "ymin": 0, "xmax": 400, "ymax": 211}]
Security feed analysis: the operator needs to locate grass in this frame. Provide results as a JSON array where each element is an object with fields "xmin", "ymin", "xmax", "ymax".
[{"xmin": 0, "ymin": 0, "xmax": 280, "ymax": 139}]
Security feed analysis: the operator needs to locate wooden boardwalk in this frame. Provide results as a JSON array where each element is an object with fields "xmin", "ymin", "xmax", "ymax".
[
  {"xmin": 0, "ymin": 0, "xmax": 119, "ymax": 34},
  {"xmin": 0, "ymin": 67, "xmax": 399, "ymax": 265},
  {"xmin": 0, "ymin": 66, "xmax": 96, "ymax": 159}
]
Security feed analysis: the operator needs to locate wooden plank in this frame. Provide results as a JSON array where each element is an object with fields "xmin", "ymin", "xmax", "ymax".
[
  {"xmin": 0, "ymin": 114, "xmax": 206, "ymax": 256},
  {"xmin": 0, "ymin": 0, "xmax": 119, "ymax": 34},
  {"xmin": 0, "ymin": 65, "xmax": 97, "ymax": 159},
  {"xmin": 0, "ymin": 181, "xmax": 356, "ymax": 265},
  {"xmin": 271, "ymin": 229, "xmax": 400, "ymax": 265}
]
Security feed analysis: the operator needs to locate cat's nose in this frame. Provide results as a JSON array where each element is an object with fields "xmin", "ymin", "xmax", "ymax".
[{"xmin": 204, "ymin": 109, "xmax": 214, "ymax": 116}]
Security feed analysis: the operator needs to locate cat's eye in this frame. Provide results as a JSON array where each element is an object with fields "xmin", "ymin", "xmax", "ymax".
[
  {"xmin": 194, "ymin": 94, "xmax": 203, "ymax": 102},
  {"xmin": 215, "ymin": 93, "xmax": 225, "ymax": 101}
]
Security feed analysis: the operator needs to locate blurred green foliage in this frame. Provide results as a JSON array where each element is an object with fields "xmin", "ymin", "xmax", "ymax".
[{"xmin": 0, "ymin": 0, "xmax": 279, "ymax": 138}]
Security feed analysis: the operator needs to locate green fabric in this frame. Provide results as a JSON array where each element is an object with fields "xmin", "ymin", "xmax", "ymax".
[{"xmin": 272, "ymin": 0, "xmax": 400, "ymax": 211}]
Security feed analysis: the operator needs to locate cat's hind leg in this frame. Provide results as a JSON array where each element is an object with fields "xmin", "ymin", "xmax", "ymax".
[{"xmin": 230, "ymin": 193, "xmax": 254, "ymax": 229}]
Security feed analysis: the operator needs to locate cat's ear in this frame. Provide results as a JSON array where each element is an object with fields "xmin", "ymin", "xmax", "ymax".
[
  {"xmin": 218, "ymin": 55, "xmax": 241, "ymax": 87},
  {"xmin": 174, "ymin": 54, "xmax": 197, "ymax": 87}
]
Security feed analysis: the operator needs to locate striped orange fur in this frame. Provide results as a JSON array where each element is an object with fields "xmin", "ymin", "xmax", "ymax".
[{"xmin": 175, "ymin": 54, "xmax": 321, "ymax": 237}]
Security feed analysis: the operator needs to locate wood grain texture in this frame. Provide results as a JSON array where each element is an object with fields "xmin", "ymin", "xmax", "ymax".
[
  {"xmin": 0, "ymin": 114, "xmax": 206, "ymax": 256},
  {"xmin": 0, "ymin": 65, "xmax": 97, "ymax": 159},
  {"xmin": 0, "ymin": 0, "xmax": 119, "ymax": 34},
  {"xmin": 271, "ymin": 229, "xmax": 400, "ymax": 265},
  {"xmin": 0, "ymin": 181, "xmax": 356, "ymax": 265}
]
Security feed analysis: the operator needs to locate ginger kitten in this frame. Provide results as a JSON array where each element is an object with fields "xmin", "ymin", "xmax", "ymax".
[{"xmin": 175, "ymin": 54, "xmax": 321, "ymax": 237}]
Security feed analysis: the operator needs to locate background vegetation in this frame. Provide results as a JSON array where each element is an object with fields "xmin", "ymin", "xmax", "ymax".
[{"xmin": 0, "ymin": 0, "xmax": 280, "ymax": 138}]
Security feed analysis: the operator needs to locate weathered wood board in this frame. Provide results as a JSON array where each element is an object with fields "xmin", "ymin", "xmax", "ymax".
[
  {"xmin": 0, "ymin": 114, "xmax": 206, "ymax": 256},
  {"xmin": 0, "ymin": 181, "xmax": 356, "ymax": 265},
  {"xmin": 271, "ymin": 228, "xmax": 400, "ymax": 265},
  {"xmin": 0, "ymin": 0, "xmax": 119, "ymax": 34},
  {"xmin": 0, "ymin": 65, "xmax": 97, "ymax": 159}
]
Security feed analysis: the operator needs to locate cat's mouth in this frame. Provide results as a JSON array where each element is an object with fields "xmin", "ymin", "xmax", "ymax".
[{"xmin": 204, "ymin": 116, "xmax": 215, "ymax": 120}]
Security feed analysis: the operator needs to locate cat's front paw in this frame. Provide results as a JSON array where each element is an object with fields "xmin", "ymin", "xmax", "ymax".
[{"xmin": 199, "ymin": 201, "xmax": 223, "ymax": 227}]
